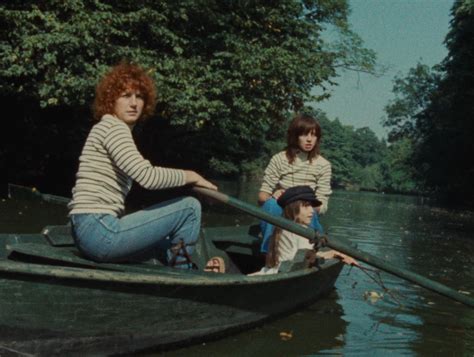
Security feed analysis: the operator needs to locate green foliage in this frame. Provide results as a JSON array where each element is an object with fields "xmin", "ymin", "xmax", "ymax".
[
  {"xmin": 301, "ymin": 107, "xmax": 389, "ymax": 191},
  {"xmin": 1, "ymin": 0, "xmax": 377, "ymax": 184},
  {"xmin": 382, "ymin": 63, "xmax": 441, "ymax": 143},
  {"xmin": 320, "ymin": 117, "xmax": 356, "ymax": 186},
  {"xmin": 352, "ymin": 127, "xmax": 385, "ymax": 167},
  {"xmin": 353, "ymin": 164, "xmax": 384, "ymax": 192},
  {"xmin": 379, "ymin": 139, "xmax": 418, "ymax": 193},
  {"xmin": 419, "ymin": 0, "xmax": 474, "ymax": 203},
  {"xmin": 382, "ymin": 0, "xmax": 474, "ymax": 205}
]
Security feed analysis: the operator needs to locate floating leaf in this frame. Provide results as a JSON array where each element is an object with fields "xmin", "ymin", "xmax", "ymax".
[
  {"xmin": 364, "ymin": 291, "xmax": 383, "ymax": 303},
  {"xmin": 279, "ymin": 330, "xmax": 293, "ymax": 341}
]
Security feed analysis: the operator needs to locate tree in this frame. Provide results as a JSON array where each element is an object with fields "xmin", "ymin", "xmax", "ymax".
[
  {"xmin": 379, "ymin": 138, "xmax": 418, "ymax": 193},
  {"xmin": 303, "ymin": 107, "xmax": 388, "ymax": 191},
  {"xmin": 418, "ymin": 0, "xmax": 474, "ymax": 204},
  {"xmin": 351, "ymin": 127, "xmax": 385, "ymax": 167},
  {"xmin": 382, "ymin": 63, "xmax": 441, "ymax": 143},
  {"xmin": 1, "ymin": 0, "xmax": 377, "ymax": 191},
  {"xmin": 316, "ymin": 114, "xmax": 356, "ymax": 187},
  {"xmin": 380, "ymin": 63, "xmax": 439, "ymax": 194},
  {"xmin": 381, "ymin": 0, "xmax": 474, "ymax": 205}
]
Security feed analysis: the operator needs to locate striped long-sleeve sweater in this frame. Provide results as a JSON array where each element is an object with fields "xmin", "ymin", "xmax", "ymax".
[
  {"xmin": 260, "ymin": 151, "xmax": 332, "ymax": 214},
  {"xmin": 68, "ymin": 115, "xmax": 185, "ymax": 217}
]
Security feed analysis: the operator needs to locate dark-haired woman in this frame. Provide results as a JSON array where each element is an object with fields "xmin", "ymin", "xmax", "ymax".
[{"xmin": 257, "ymin": 114, "xmax": 332, "ymax": 254}]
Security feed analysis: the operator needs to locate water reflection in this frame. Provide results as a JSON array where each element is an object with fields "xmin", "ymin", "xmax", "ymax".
[{"xmin": 160, "ymin": 293, "xmax": 348, "ymax": 357}]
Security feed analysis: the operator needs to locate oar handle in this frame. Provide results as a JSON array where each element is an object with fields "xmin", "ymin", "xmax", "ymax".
[{"xmin": 193, "ymin": 187, "xmax": 474, "ymax": 308}]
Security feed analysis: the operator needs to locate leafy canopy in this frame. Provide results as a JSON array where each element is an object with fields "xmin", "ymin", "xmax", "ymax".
[{"xmin": 1, "ymin": 0, "xmax": 377, "ymax": 184}]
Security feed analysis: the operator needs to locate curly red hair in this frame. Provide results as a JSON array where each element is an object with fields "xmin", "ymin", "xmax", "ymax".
[{"xmin": 93, "ymin": 62, "xmax": 157, "ymax": 121}]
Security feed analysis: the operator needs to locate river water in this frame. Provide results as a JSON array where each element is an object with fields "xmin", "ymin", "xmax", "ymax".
[{"xmin": 1, "ymin": 183, "xmax": 473, "ymax": 356}]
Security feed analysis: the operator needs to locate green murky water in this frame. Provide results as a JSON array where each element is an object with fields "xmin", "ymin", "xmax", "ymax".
[{"xmin": 1, "ymin": 183, "xmax": 473, "ymax": 356}]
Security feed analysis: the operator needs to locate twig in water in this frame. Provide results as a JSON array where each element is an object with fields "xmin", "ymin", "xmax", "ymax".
[{"xmin": 355, "ymin": 264, "xmax": 404, "ymax": 306}]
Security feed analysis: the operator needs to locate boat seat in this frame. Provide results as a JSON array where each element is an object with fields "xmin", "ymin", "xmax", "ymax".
[
  {"xmin": 41, "ymin": 225, "xmax": 75, "ymax": 246},
  {"xmin": 29, "ymin": 225, "xmax": 249, "ymax": 274},
  {"xmin": 6, "ymin": 238, "xmax": 238, "ymax": 275},
  {"xmin": 204, "ymin": 225, "xmax": 261, "ymax": 256},
  {"xmin": 6, "ymin": 243, "xmax": 165, "ymax": 273}
]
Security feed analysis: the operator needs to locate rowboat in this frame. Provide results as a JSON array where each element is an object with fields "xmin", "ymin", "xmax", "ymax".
[{"xmin": 0, "ymin": 185, "xmax": 345, "ymax": 355}]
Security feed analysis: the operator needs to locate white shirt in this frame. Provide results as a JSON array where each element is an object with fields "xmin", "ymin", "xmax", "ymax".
[
  {"xmin": 278, "ymin": 230, "xmax": 313, "ymax": 262},
  {"xmin": 248, "ymin": 229, "xmax": 313, "ymax": 276}
]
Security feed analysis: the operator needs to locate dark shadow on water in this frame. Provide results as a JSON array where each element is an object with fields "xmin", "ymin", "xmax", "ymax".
[{"xmin": 152, "ymin": 291, "xmax": 347, "ymax": 357}]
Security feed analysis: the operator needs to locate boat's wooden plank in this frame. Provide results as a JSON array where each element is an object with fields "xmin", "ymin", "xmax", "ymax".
[
  {"xmin": 6, "ymin": 242, "xmax": 170, "ymax": 274},
  {"xmin": 41, "ymin": 225, "xmax": 75, "ymax": 246},
  {"xmin": 3, "ymin": 229, "xmax": 246, "ymax": 276},
  {"xmin": 7, "ymin": 242, "xmax": 120, "ymax": 270},
  {"xmin": 203, "ymin": 225, "xmax": 261, "ymax": 244},
  {"xmin": 0, "ymin": 257, "xmax": 315, "ymax": 285},
  {"xmin": 202, "ymin": 226, "xmax": 260, "ymax": 260},
  {"xmin": 0, "ymin": 234, "xmax": 49, "ymax": 258}
]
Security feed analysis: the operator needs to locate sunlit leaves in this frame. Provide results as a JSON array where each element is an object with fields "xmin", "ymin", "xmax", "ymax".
[{"xmin": 1, "ymin": 0, "xmax": 377, "ymax": 176}]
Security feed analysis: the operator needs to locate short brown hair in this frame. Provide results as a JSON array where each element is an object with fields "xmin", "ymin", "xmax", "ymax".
[
  {"xmin": 92, "ymin": 62, "xmax": 157, "ymax": 121},
  {"xmin": 286, "ymin": 113, "xmax": 322, "ymax": 164}
]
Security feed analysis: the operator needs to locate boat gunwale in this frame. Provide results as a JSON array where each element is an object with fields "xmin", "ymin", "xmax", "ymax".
[
  {"xmin": 0, "ymin": 258, "xmax": 341, "ymax": 287},
  {"xmin": 2, "ymin": 184, "xmax": 343, "ymax": 288}
]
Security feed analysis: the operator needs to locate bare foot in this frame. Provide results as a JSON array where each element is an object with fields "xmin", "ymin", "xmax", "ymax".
[{"xmin": 204, "ymin": 256, "xmax": 225, "ymax": 273}]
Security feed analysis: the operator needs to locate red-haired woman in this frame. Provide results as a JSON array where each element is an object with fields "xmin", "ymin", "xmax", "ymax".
[
  {"xmin": 68, "ymin": 62, "xmax": 218, "ymax": 269},
  {"xmin": 257, "ymin": 113, "xmax": 332, "ymax": 254}
]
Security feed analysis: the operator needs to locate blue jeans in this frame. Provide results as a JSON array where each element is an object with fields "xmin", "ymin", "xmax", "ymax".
[
  {"xmin": 70, "ymin": 196, "xmax": 201, "ymax": 268},
  {"xmin": 259, "ymin": 198, "xmax": 324, "ymax": 253}
]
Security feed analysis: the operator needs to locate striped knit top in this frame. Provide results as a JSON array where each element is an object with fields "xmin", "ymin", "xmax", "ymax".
[
  {"xmin": 68, "ymin": 114, "xmax": 186, "ymax": 217},
  {"xmin": 260, "ymin": 151, "xmax": 332, "ymax": 214}
]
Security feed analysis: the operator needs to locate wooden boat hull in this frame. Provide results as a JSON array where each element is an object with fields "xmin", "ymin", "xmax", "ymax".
[{"xmin": 0, "ymin": 227, "xmax": 343, "ymax": 356}]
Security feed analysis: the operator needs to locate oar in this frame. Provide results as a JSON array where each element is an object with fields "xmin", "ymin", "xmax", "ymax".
[
  {"xmin": 8, "ymin": 184, "xmax": 69, "ymax": 205},
  {"xmin": 193, "ymin": 187, "xmax": 474, "ymax": 308}
]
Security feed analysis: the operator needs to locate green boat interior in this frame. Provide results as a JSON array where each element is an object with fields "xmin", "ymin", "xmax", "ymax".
[
  {"xmin": 2, "ymin": 223, "xmax": 326, "ymax": 276},
  {"xmin": 2, "ymin": 184, "xmax": 334, "ymax": 277},
  {"xmin": 1, "ymin": 224, "xmax": 279, "ymax": 276}
]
